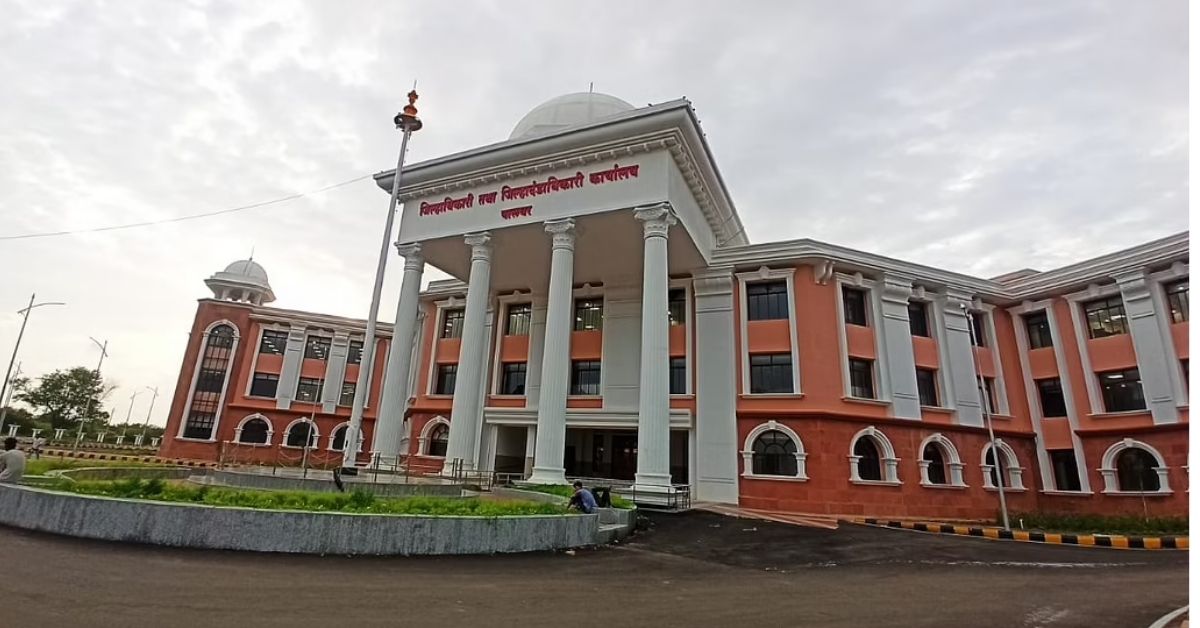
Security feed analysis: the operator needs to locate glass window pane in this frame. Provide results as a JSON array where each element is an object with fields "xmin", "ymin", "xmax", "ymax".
[
  {"xmin": 746, "ymin": 281, "xmax": 789, "ymax": 321},
  {"xmin": 849, "ymin": 359, "xmax": 875, "ymax": 399},
  {"xmin": 1098, "ymin": 368, "xmax": 1146, "ymax": 413},
  {"xmin": 908, "ymin": 301, "xmax": 930, "ymax": 337},
  {"xmin": 574, "ymin": 299, "xmax": 604, "ymax": 331},
  {"xmin": 506, "ymin": 304, "xmax": 532, "ymax": 336},
  {"xmin": 441, "ymin": 309, "xmax": 465, "ymax": 339},
  {"xmin": 842, "ymin": 287, "xmax": 868, "ymax": 326},
  {"xmin": 916, "ymin": 368, "xmax": 938, "ymax": 406}
]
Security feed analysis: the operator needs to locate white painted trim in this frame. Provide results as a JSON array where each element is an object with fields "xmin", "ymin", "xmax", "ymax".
[
  {"xmin": 1007, "ymin": 299, "xmax": 1058, "ymax": 491},
  {"xmin": 847, "ymin": 425, "xmax": 900, "ymax": 483},
  {"xmin": 669, "ymin": 278, "xmax": 695, "ymax": 396},
  {"xmin": 420, "ymin": 416, "xmax": 450, "ymax": 457},
  {"xmin": 916, "ymin": 433, "xmax": 967, "ymax": 487},
  {"xmin": 1098, "ymin": 438, "xmax": 1172, "ymax": 494},
  {"xmin": 177, "ymin": 320, "xmax": 240, "ymax": 441},
  {"xmin": 740, "ymin": 420, "xmax": 808, "ymax": 480},
  {"xmin": 980, "ymin": 439, "xmax": 1026, "ymax": 490},
  {"xmin": 426, "ymin": 298, "xmax": 464, "ymax": 397},
  {"xmin": 1148, "ymin": 268, "xmax": 1188, "ymax": 405},
  {"xmin": 281, "ymin": 417, "xmax": 319, "ymax": 449},
  {"xmin": 980, "ymin": 305, "xmax": 1009, "ymax": 415},
  {"xmin": 491, "ymin": 294, "xmax": 533, "ymax": 396},
  {"xmin": 1065, "ymin": 286, "xmax": 1124, "ymax": 414},
  {"xmin": 326, "ymin": 421, "xmax": 363, "ymax": 453},
  {"xmin": 735, "ymin": 267, "xmax": 800, "ymax": 395},
  {"xmin": 233, "ymin": 413, "xmax": 274, "ymax": 446}
]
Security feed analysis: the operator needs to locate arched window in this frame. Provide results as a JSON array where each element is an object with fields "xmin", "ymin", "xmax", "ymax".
[
  {"xmin": 237, "ymin": 418, "xmax": 270, "ymax": 445},
  {"xmin": 918, "ymin": 434, "xmax": 966, "ymax": 487},
  {"xmin": 981, "ymin": 441, "xmax": 1025, "ymax": 490},
  {"xmin": 1117, "ymin": 448, "xmax": 1161, "ymax": 492},
  {"xmin": 331, "ymin": 425, "xmax": 348, "ymax": 452},
  {"xmin": 923, "ymin": 443, "xmax": 947, "ymax": 485},
  {"xmin": 752, "ymin": 430, "xmax": 798, "ymax": 476},
  {"xmin": 427, "ymin": 423, "xmax": 449, "ymax": 457},
  {"xmin": 848, "ymin": 427, "xmax": 900, "ymax": 484},
  {"xmin": 285, "ymin": 420, "xmax": 317, "ymax": 448},
  {"xmin": 182, "ymin": 323, "xmax": 238, "ymax": 440},
  {"xmin": 1100, "ymin": 439, "xmax": 1169, "ymax": 494},
  {"xmin": 740, "ymin": 421, "xmax": 808, "ymax": 480}
]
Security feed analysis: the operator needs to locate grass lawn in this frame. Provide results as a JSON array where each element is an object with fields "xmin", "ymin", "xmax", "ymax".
[
  {"xmin": 49, "ymin": 478, "xmax": 569, "ymax": 517},
  {"xmin": 521, "ymin": 484, "xmax": 635, "ymax": 509}
]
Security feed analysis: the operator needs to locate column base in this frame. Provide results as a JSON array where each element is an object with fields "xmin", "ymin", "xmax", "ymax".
[
  {"xmin": 526, "ymin": 465, "xmax": 567, "ymax": 485},
  {"xmin": 441, "ymin": 458, "xmax": 476, "ymax": 476},
  {"xmin": 633, "ymin": 471, "xmax": 673, "ymax": 491}
]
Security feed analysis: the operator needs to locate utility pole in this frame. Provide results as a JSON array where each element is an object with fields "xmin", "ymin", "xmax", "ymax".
[
  {"xmin": 121, "ymin": 389, "xmax": 141, "ymax": 437},
  {"xmin": 74, "ymin": 337, "xmax": 108, "ymax": 451},
  {"xmin": 139, "ymin": 386, "xmax": 160, "ymax": 446},
  {"xmin": 0, "ymin": 362, "xmax": 21, "ymax": 436},
  {"xmin": 342, "ymin": 88, "xmax": 423, "ymax": 474},
  {"xmin": 963, "ymin": 303, "xmax": 1010, "ymax": 530},
  {"xmin": 0, "ymin": 294, "xmax": 66, "ymax": 433}
]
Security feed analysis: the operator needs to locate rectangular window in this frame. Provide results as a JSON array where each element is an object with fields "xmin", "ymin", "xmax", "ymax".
[
  {"xmin": 435, "ymin": 364, "xmax": 457, "ymax": 395},
  {"xmin": 668, "ymin": 289, "xmax": 686, "ymax": 326},
  {"xmin": 1166, "ymin": 280, "xmax": 1189, "ymax": 324},
  {"xmin": 195, "ymin": 367, "xmax": 227, "ymax": 394},
  {"xmin": 848, "ymin": 358, "xmax": 875, "ymax": 399},
  {"xmin": 249, "ymin": 372, "xmax": 279, "ymax": 398},
  {"xmin": 500, "ymin": 362, "xmax": 527, "ymax": 395},
  {"xmin": 570, "ymin": 360, "xmax": 601, "ymax": 395},
  {"xmin": 295, "ymin": 377, "xmax": 323, "ymax": 403},
  {"xmin": 259, "ymin": 329, "xmax": 288, "ymax": 355},
  {"xmin": 1036, "ymin": 378, "xmax": 1067, "ymax": 418},
  {"xmin": 907, "ymin": 301, "xmax": 930, "ymax": 337},
  {"xmin": 1024, "ymin": 311, "xmax": 1053, "ymax": 349},
  {"xmin": 441, "ymin": 308, "xmax": 465, "ymax": 339},
  {"xmin": 980, "ymin": 377, "xmax": 998, "ymax": 414},
  {"xmin": 1098, "ymin": 368, "xmax": 1146, "ymax": 413},
  {"xmin": 573, "ymin": 298, "xmax": 604, "ymax": 331},
  {"xmin": 916, "ymin": 368, "xmax": 939, "ymax": 407},
  {"xmin": 969, "ymin": 311, "xmax": 988, "ymax": 347},
  {"xmin": 505, "ymin": 304, "xmax": 532, "ymax": 336},
  {"xmin": 842, "ymin": 287, "xmax": 868, "ymax": 326},
  {"xmin": 339, "ymin": 382, "xmax": 356, "ymax": 407},
  {"xmin": 669, "ymin": 357, "xmax": 687, "ymax": 395},
  {"xmin": 347, "ymin": 340, "xmax": 364, "ymax": 365},
  {"xmin": 746, "ymin": 281, "xmax": 789, "ymax": 321},
  {"xmin": 1083, "ymin": 296, "xmax": 1128, "ymax": 339},
  {"xmin": 304, "ymin": 335, "xmax": 331, "ymax": 361},
  {"xmin": 1049, "ymin": 450, "xmax": 1082, "ymax": 492},
  {"xmin": 748, "ymin": 353, "xmax": 793, "ymax": 394}
]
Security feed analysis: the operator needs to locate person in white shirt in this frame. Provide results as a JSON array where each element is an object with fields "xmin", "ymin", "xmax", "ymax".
[{"xmin": 0, "ymin": 437, "xmax": 26, "ymax": 483}]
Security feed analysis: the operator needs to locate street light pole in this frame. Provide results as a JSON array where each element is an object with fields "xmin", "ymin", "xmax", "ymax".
[
  {"xmin": 139, "ymin": 386, "xmax": 159, "ymax": 446},
  {"xmin": 0, "ymin": 294, "xmax": 66, "ymax": 433},
  {"xmin": 962, "ymin": 303, "xmax": 1010, "ymax": 531},
  {"xmin": 121, "ymin": 389, "xmax": 141, "ymax": 437},
  {"xmin": 342, "ymin": 89, "xmax": 424, "ymax": 473},
  {"xmin": 74, "ymin": 337, "xmax": 108, "ymax": 450}
]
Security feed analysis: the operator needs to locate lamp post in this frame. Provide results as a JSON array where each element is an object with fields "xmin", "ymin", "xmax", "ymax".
[
  {"xmin": 962, "ymin": 303, "xmax": 1010, "ymax": 531},
  {"xmin": 341, "ymin": 89, "xmax": 423, "ymax": 474},
  {"xmin": 0, "ymin": 294, "xmax": 66, "ymax": 433},
  {"xmin": 121, "ymin": 389, "xmax": 141, "ymax": 437},
  {"xmin": 139, "ymin": 386, "xmax": 159, "ymax": 446},
  {"xmin": 74, "ymin": 337, "xmax": 108, "ymax": 450}
]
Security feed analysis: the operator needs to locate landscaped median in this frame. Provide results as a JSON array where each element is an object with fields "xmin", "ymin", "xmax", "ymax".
[
  {"xmin": 0, "ymin": 478, "xmax": 602, "ymax": 556},
  {"xmin": 847, "ymin": 517, "xmax": 1189, "ymax": 550}
]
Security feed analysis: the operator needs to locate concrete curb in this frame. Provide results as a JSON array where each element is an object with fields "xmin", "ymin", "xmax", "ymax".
[{"xmin": 848, "ymin": 517, "xmax": 1188, "ymax": 550}]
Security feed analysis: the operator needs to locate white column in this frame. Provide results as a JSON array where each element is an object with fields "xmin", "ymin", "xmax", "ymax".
[
  {"xmin": 878, "ymin": 274, "xmax": 922, "ymax": 419},
  {"xmin": 940, "ymin": 290, "xmax": 983, "ymax": 426},
  {"xmin": 1113, "ymin": 270, "xmax": 1180, "ymax": 424},
  {"xmin": 524, "ymin": 425, "xmax": 536, "ymax": 477},
  {"xmin": 320, "ymin": 333, "xmax": 350, "ymax": 414},
  {"xmin": 693, "ymin": 267, "xmax": 739, "ymax": 504},
  {"xmin": 527, "ymin": 219, "xmax": 576, "ymax": 485},
  {"xmin": 275, "ymin": 325, "xmax": 307, "ymax": 410},
  {"xmin": 633, "ymin": 204, "xmax": 677, "ymax": 491},
  {"xmin": 373, "ymin": 243, "xmax": 424, "ymax": 459},
  {"xmin": 442, "ymin": 233, "xmax": 493, "ymax": 473},
  {"xmin": 525, "ymin": 297, "xmax": 548, "ymax": 409}
]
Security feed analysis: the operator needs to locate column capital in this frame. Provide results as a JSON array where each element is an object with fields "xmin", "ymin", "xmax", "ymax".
[
  {"xmin": 879, "ymin": 273, "xmax": 915, "ymax": 305},
  {"xmin": 633, "ymin": 203, "xmax": 677, "ymax": 239},
  {"xmin": 464, "ymin": 232, "xmax": 492, "ymax": 261},
  {"xmin": 395, "ymin": 242, "xmax": 423, "ymax": 270},
  {"xmin": 544, "ymin": 219, "xmax": 576, "ymax": 251}
]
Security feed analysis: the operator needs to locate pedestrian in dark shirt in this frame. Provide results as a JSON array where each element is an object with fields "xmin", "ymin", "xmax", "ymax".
[{"xmin": 567, "ymin": 480, "xmax": 598, "ymax": 514}]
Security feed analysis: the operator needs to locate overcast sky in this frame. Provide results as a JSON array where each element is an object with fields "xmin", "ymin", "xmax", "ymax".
[{"xmin": 0, "ymin": 1, "xmax": 1187, "ymax": 427}]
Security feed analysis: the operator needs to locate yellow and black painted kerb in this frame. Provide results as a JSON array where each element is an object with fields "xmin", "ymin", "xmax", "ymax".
[
  {"xmin": 40, "ymin": 448, "xmax": 216, "ymax": 469},
  {"xmin": 850, "ymin": 517, "xmax": 1188, "ymax": 550}
]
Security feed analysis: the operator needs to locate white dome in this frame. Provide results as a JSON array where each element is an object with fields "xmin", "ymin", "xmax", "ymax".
[
  {"xmin": 223, "ymin": 259, "xmax": 269, "ymax": 283},
  {"xmin": 509, "ymin": 92, "xmax": 635, "ymax": 140}
]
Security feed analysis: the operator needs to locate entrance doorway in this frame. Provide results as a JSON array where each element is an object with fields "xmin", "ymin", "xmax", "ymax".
[{"xmin": 561, "ymin": 427, "xmax": 690, "ymax": 484}]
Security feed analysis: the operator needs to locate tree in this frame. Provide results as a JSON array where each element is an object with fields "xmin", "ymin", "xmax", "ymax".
[{"xmin": 14, "ymin": 367, "xmax": 114, "ymax": 431}]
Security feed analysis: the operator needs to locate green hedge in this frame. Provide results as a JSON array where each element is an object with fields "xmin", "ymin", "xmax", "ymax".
[
  {"xmin": 53, "ymin": 478, "xmax": 568, "ymax": 517},
  {"xmin": 522, "ymin": 484, "xmax": 635, "ymax": 509},
  {"xmin": 1008, "ymin": 511, "xmax": 1188, "ymax": 536}
]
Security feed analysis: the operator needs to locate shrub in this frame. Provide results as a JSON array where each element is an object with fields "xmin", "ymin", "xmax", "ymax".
[{"xmin": 1008, "ymin": 511, "xmax": 1188, "ymax": 536}]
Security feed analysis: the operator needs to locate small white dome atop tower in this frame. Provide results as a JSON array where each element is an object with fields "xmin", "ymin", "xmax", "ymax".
[
  {"xmin": 206, "ymin": 258, "xmax": 275, "ymax": 305},
  {"xmin": 509, "ymin": 92, "xmax": 635, "ymax": 140}
]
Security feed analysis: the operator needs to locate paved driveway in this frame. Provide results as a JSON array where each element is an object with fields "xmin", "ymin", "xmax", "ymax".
[{"xmin": 0, "ymin": 511, "xmax": 1186, "ymax": 627}]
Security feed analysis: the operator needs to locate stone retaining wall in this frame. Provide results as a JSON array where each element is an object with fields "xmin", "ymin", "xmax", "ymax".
[
  {"xmin": 0, "ymin": 484, "xmax": 598, "ymax": 556},
  {"xmin": 203, "ymin": 469, "xmax": 463, "ymax": 497}
]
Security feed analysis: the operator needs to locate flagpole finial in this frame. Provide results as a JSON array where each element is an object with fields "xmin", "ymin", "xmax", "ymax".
[{"xmin": 395, "ymin": 87, "xmax": 423, "ymax": 132}]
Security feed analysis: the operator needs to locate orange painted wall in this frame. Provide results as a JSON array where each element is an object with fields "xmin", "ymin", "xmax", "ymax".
[
  {"xmin": 669, "ymin": 323, "xmax": 687, "ymax": 357},
  {"xmin": 991, "ymin": 311, "xmax": 1032, "ymax": 430},
  {"xmin": 912, "ymin": 337, "xmax": 939, "ymax": 368},
  {"xmin": 845, "ymin": 324, "xmax": 876, "ymax": 359},
  {"xmin": 1054, "ymin": 298, "xmax": 1097, "ymax": 417},
  {"xmin": 1040, "ymin": 417, "xmax": 1074, "ymax": 449},
  {"xmin": 570, "ymin": 330, "xmax": 602, "ymax": 360},
  {"xmin": 1087, "ymin": 334, "xmax": 1138, "ymax": 373},
  {"xmin": 1028, "ymin": 347, "xmax": 1058, "ymax": 379},
  {"xmin": 1171, "ymin": 322, "xmax": 1189, "ymax": 360},
  {"xmin": 746, "ymin": 320, "xmax": 791, "ymax": 353}
]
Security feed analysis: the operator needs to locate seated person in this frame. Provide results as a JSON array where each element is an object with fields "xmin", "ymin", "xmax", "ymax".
[{"xmin": 567, "ymin": 480, "xmax": 598, "ymax": 514}]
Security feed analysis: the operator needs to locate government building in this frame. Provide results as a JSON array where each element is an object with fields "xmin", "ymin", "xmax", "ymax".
[{"xmin": 160, "ymin": 93, "xmax": 1189, "ymax": 519}]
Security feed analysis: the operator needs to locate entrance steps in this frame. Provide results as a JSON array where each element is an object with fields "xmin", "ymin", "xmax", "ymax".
[{"xmin": 694, "ymin": 503, "xmax": 840, "ymax": 530}]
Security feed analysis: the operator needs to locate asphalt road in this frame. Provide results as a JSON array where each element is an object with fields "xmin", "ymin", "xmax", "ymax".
[{"xmin": 0, "ymin": 512, "xmax": 1186, "ymax": 628}]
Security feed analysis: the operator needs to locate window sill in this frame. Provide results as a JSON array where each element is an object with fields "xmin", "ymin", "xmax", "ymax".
[
  {"xmin": 245, "ymin": 395, "xmax": 277, "ymax": 401},
  {"xmin": 670, "ymin": 394, "xmax": 696, "ymax": 400},
  {"xmin": 568, "ymin": 395, "xmax": 602, "ymax": 400},
  {"xmin": 174, "ymin": 437, "xmax": 216, "ymax": 443},
  {"xmin": 850, "ymin": 479, "xmax": 902, "ymax": 487},
  {"xmin": 842, "ymin": 396, "xmax": 888, "ymax": 407},
  {"xmin": 919, "ymin": 482, "xmax": 968, "ymax": 490},
  {"xmin": 1040, "ymin": 490, "xmax": 1094, "ymax": 497},
  {"xmin": 920, "ymin": 405, "xmax": 955, "ymax": 414},
  {"xmin": 984, "ymin": 486, "xmax": 1027, "ymax": 493},
  {"xmin": 490, "ymin": 394, "xmax": 526, "ymax": 399},
  {"xmin": 426, "ymin": 394, "xmax": 454, "ymax": 400},
  {"xmin": 741, "ymin": 473, "xmax": 808, "ymax": 482},
  {"xmin": 1101, "ymin": 490, "xmax": 1173, "ymax": 497},
  {"xmin": 232, "ymin": 442, "xmax": 273, "ymax": 448},
  {"xmin": 986, "ymin": 413, "xmax": 1014, "ymax": 420},
  {"xmin": 1088, "ymin": 410, "xmax": 1151, "ymax": 419},
  {"xmin": 739, "ymin": 393, "xmax": 804, "ymax": 399}
]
